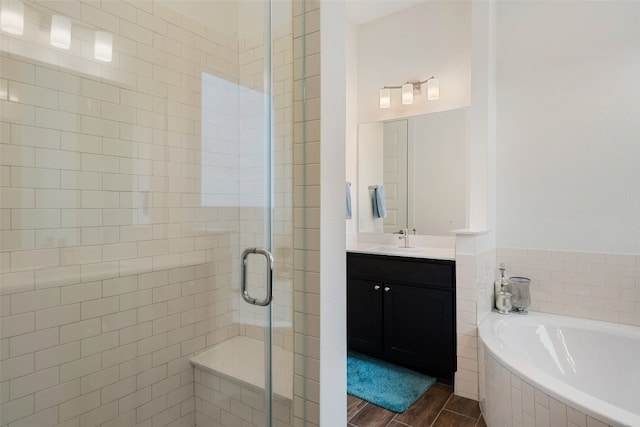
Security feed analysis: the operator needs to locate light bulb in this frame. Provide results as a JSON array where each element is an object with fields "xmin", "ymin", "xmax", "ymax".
[
  {"xmin": 0, "ymin": 0, "xmax": 24, "ymax": 35},
  {"xmin": 379, "ymin": 88, "xmax": 391, "ymax": 109},
  {"xmin": 50, "ymin": 15, "xmax": 71, "ymax": 49},
  {"xmin": 94, "ymin": 31, "xmax": 112, "ymax": 62},
  {"xmin": 402, "ymin": 83, "xmax": 413, "ymax": 105},
  {"xmin": 427, "ymin": 78, "xmax": 439, "ymax": 101}
]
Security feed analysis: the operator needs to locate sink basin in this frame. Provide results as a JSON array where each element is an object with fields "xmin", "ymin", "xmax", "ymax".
[{"xmin": 371, "ymin": 246, "xmax": 424, "ymax": 254}]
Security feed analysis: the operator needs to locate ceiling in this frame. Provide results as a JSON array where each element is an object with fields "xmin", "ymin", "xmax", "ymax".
[{"xmin": 345, "ymin": 0, "xmax": 427, "ymax": 26}]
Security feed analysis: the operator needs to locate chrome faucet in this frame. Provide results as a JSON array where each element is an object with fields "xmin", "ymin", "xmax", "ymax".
[{"xmin": 398, "ymin": 229, "xmax": 413, "ymax": 248}]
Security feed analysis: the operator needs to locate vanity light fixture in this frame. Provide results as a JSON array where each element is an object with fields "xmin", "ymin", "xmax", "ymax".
[
  {"xmin": 0, "ymin": 0, "xmax": 24, "ymax": 35},
  {"xmin": 50, "ymin": 15, "xmax": 71, "ymax": 49},
  {"xmin": 379, "ymin": 76, "xmax": 439, "ymax": 109}
]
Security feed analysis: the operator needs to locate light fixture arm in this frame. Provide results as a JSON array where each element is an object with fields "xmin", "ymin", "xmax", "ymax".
[{"xmin": 382, "ymin": 76, "xmax": 436, "ymax": 90}]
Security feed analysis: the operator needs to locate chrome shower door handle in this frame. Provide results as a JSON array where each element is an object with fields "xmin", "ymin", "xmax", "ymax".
[{"xmin": 241, "ymin": 247, "xmax": 274, "ymax": 306}]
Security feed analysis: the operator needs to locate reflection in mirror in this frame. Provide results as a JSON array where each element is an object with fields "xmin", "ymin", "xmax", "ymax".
[{"xmin": 358, "ymin": 107, "xmax": 468, "ymax": 236}]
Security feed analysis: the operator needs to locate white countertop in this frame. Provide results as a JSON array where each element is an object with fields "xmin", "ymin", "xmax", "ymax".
[{"xmin": 347, "ymin": 242, "xmax": 455, "ymax": 260}]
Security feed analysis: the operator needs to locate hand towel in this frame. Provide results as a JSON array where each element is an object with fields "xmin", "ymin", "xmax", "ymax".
[
  {"xmin": 372, "ymin": 185, "xmax": 387, "ymax": 218},
  {"xmin": 346, "ymin": 181, "xmax": 352, "ymax": 220}
]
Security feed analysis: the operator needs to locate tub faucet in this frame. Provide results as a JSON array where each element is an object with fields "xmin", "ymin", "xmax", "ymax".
[{"xmin": 398, "ymin": 229, "xmax": 413, "ymax": 248}]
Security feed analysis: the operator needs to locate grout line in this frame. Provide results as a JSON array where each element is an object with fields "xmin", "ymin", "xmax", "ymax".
[{"xmin": 429, "ymin": 392, "xmax": 454, "ymax": 427}]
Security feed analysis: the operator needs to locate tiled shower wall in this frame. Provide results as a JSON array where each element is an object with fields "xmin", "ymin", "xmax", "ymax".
[{"xmin": 0, "ymin": 2, "xmax": 293, "ymax": 427}]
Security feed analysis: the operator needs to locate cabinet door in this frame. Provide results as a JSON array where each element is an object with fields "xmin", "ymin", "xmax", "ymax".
[
  {"xmin": 347, "ymin": 278, "xmax": 384, "ymax": 357},
  {"xmin": 383, "ymin": 283, "xmax": 455, "ymax": 379}
]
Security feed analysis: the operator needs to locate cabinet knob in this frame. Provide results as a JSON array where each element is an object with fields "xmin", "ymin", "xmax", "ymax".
[
  {"xmin": 384, "ymin": 287, "xmax": 390, "ymax": 292},
  {"xmin": 374, "ymin": 285, "xmax": 381, "ymax": 290}
]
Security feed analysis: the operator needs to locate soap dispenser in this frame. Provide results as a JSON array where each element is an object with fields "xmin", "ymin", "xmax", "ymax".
[{"xmin": 494, "ymin": 263, "xmax": 512, "ymax": 314}]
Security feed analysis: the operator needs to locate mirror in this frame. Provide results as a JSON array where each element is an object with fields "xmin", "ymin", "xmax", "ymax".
[{"xmin": 358, "ymin": 107, "xmax": 468, "ymax": 235}]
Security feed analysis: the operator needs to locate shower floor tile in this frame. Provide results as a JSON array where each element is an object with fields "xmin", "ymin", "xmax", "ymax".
[{"xmin": 347, "ymin": 383, "xmax": 485, "ymax": 427}]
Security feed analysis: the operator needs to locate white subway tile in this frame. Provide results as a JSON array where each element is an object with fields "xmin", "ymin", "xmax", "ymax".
[
  {"xmin": 60, "ymin": 318, "xmax": 101, "ymax": 343},
  {"xmin": 59, "ymin": 93, "xmax": 102, "ymax": 117},
  {"xmin": 0, "ymin": 354, "xmax": 33, "ymax": 382},
  {"xmin": 103, "ymin": 276, "xmax": 137, "ymax": 297},
  {"xmin": 11, "ymin": 288, "xmax": 60, "ymax": 314},
  {"xmin": 80, "ymin": 191, "xmax": 119, "ymax": 209},
  {"xmin": 9, "ymin": 327, "xmax": 59, "ymax": 357},
  {"xmin": 0, "ymin": 230, "xmax": 34, "ymax": 252},
  {"xmin": 118, "ymin": 385, "xmax": 151, "ymax": 415},
  {"xmin": 35, "ymin": 342, "xmax": 80, "ymax": 371},
  {"xmin": 35, "ymin": 228, "xmax": 81, "ymax": 249},
  {"xmin": 102, "ymin": 376, "xmax": 137, "ymax": 405},
  {"xmin": 60, "ymin": 132, "xmax": 102, "ymax": 155},
  {"xmin": 137, "ymin": 365, "xmax": 167, "ymax": 390},
  {"xmin": 80, "ymin": 261, "xmax": 120, "ymax": 282},
  {"xmin": 13, "ymin": 123, "xmax": 61, "ymax": 151},
  {"xmin": 58, "ymin": 389, "xmax": 100, "ymax": 422},
  {"xmin": 8, "ymin": 406, "xmax": 58, "ymax": 427},
  {"xmin": 34, "ymin": 108, "xmax": 80, "ymax": 133},
  {"xmin": 102, "ymin": 242, "xmax": 138, "ymax": 261},
  {"xmin": 0, "ymin": 100, "xmax": 35, "ymax": 126},
  {"xmin": 61, "ymin": 209, "xmax": 102, "ymax": 228},
  {"xmin": 118, "ymin": 290, "xmax": 152, "ymax": 312},
  {"xmin": 119, "ymin": 323, "xmax": 153, "ymax": 347},
  {"xmin": 61, "ymin": 281, "xmax": 102, "ymax": 305},
  {"xmin": 103, "ymin": 174, "xmax": 137, "ymax": 192},
  {"xmin": 139, "ymin": 271, "xmax": 169, "ymax": 290},
  {"xmin": 35, "ymin": 67, "xmax": 81, "ymax": 94},
  {"xmin": 102, "ymin": 309, "xmax": 137, "ymax": 333},
  {"xmin": 9, "ymin": 82, "xmax": 59, "ymax": 110},
  {"xmin": 35, "ymin": 265, "xmax": 81, "ymax": 289},
  {"xmin": 81, "ymin": 227, "xmax": 120, "ymax": 245},
  {"xmin": 138, "ymin": 303, "xmax": 168, "ymax": 323},
  {"xmin": 0, "ymin": 312, "xmax": 33, "ymax": 338},
  {"xmin": 0, "ymin": 271, "xmax": 34, "ymax": 295},
  {"xmin": 0, "ymin": 395, "xmax": 34, "ymax": 424},
  {"xmin": 81, "ymin": 331, "xmax": 119, "ymax": 357},
  {"xmin": 10, "ymin": 167, "xmax": 59, "ymax": 189},
  {"xmin": 138, "ymin": 333, "xmax": 167, "ymax": 356},
  {"xmin": 0, "ymin": 57, "xmax": 35, "ymax": 84},
  {"xmin": 102, "ymin": 342, "xmax": 138, "ymax": 368},
  {"xmin": 155, "ymin": 314, "xmax": 181, "ymax": 336},
  {"xmin": 59, "ymin": 354, "xmax": 102, "ymax": 383},
  {"xmin": 153, "ymin": 284, "xmax": 181, "ymax": 303},
  {"xmin": 10, "ymin": 248, "xmax": 60, "ymax": 272},
  {"xmin": 60, "ymin": 170, "xmax": 103, "ymax": 190},
  {"xmin": 35, "ymin": 189, "xmax": 81, "ymax": 209},
  {"xmin": 81, "ymin": 79, "xmax": 120, "ymax": 104},
  {"xmin": 36, "ymin": 304, "xmax": 80, "ymax": 330},
  {"xmin": 10, "ymin": 366, "xmax": 59, "ymax": 399},
  {"xmin": 80, "ymin": 365, "xmax": 119, "ymax": 394},
  {"xmin": 34, "ymin": 379, "xmax": 80, "ymax": 411},
  {"xmin": 81, "ymin": 296, "xmax": 119, "ymax": 320},
  {"xmin": 10, "ymin": 208, "xmax": 60, "ymax": 230}
]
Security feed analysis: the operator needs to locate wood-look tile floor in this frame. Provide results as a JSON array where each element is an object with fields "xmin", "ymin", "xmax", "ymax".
[{"xmin": 347, "ymin": 383, "xmax": 486, "ymax": 427}]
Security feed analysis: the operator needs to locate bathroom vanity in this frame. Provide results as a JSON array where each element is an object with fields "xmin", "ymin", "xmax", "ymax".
[{"xmin": 347, "ymin": 250, "xmax": 456, "ymax": 382}]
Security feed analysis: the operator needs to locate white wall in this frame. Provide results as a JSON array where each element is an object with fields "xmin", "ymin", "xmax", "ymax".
[
  {"xmin": 346, "ymin": 21, "xmax": 359, "ymax": 240},
  {"xmin": 320, "ymin": 1, "xmax": 347, "ymax": 425},
  {"xmin": 496, "ymin": 1, "xmax": 640, "ymax": 254},
  {"xmin": 357, "ymin": 1, "xmax": 471, "ymax": 124}
]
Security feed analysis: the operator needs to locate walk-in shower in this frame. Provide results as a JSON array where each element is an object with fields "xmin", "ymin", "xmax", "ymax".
[{"xmin": 0, "ymin": 1, "xmax": 309, "ymax": 426}]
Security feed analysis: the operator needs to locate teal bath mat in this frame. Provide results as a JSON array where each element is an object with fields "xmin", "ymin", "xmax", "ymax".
[{"xmin": 347, "ymin": 351, "xmax": 436, "ymax": 413}]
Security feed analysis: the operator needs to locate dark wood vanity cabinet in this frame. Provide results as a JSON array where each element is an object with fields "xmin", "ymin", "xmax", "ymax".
[{"xmin": 347, "ymin": 252, "xmax": 456, "ymax": 382}]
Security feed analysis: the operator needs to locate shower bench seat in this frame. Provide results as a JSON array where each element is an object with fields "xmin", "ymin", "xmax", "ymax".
[{"xmin": 190, "ymin": 336, "xmax": 294, "ymax": 426}]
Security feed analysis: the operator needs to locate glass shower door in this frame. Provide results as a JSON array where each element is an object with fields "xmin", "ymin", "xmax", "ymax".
[{"xmin": 198, "ymin": 0, "xmax": 295, "ymax": 426}]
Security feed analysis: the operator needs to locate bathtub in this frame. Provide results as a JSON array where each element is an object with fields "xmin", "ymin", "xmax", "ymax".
[{"xmin": 479, "ymin": 311, "xmax": 640, "ymax": 427}]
